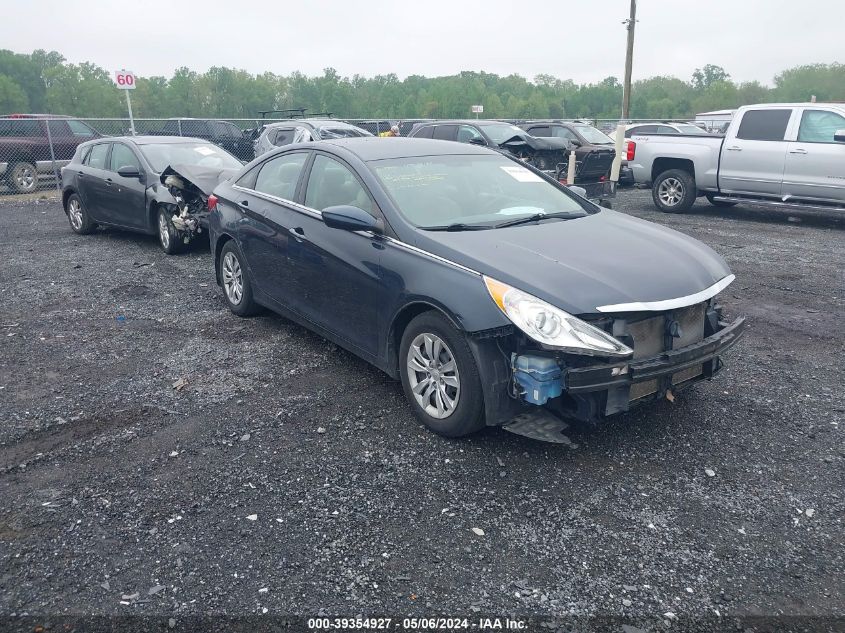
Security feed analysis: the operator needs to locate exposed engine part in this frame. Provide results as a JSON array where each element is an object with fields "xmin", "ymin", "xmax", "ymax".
[{"xmin": 163, "ymin": 173, "xmax": 208, "ymax": 243}]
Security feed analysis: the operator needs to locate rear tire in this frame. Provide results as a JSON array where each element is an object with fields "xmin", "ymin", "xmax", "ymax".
[
  {"xmin": 652, "ymin": 169, "xmax": 696, "ymax": 213},
  {"xmin": 157, "ymin": 207, "xmax": 184, "ymax": 255},
  {"xmin": 219, "ymin": 241, "xmax": 259, "ymax": 317},
  {"xmin": 399, "ymin": 312, "xmax": 485, "ymax": 438},
  {"xmin": 9, "ymin": 162, "xmax": 37, "ymax": 194},
  {"xmin": 65, "ymin": 193, "xmax": 96, "ymax": 234},
  {"xmin": 706, "ymin": 194, "xmax": 737, "ymax": 208}
]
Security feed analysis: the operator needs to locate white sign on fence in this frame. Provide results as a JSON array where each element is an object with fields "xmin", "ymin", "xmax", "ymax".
[
  {"xmin": 114, "ymin": 70, "xmax": 137, "ymax": 90},
  {"xmin": 471, "ymin": 105, "xmax": 484, "ymax": 113}
]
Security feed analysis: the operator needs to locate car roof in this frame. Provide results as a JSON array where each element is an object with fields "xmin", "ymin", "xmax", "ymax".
[
  {"xmin": 416, "ymin": 120, "xmax": 520, "ymax": 126},
  {"xmin": 262, "ymin": 118, "xmax": 359, "ymax": 130},
  {"xmin": 79, "ymin": 135, "xmax": 211, "ymax": 146},
  {"xmin": 317, "ymin": 137, "xmax": 496, "ymax": 161}
]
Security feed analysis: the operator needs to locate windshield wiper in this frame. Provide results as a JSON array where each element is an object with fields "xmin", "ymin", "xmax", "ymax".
[
  {"xmin": 423, "ymin": 223, "xmax": 492, "ymax": 232},
  {"xmin": 494, "ymin": 211, "xmax": 585, "ymax": 229}
]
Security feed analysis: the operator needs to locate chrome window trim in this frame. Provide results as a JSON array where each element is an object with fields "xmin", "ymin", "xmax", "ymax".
[
  {"xmin": 231, "ymin": 183, "xmax": 322, "ymax": 219},
  {"xmin": 596, "ymin": 274, "xmax": 735, "ymax": 313},
  {"xmin": 380, "ymin": 236, "xmax": 481, "ymax": 276}
]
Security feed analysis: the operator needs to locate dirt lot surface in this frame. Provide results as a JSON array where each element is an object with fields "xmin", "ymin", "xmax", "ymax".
[{"xmin": 0, "ymin": 190, "xmax": 842, "ymax": 630}]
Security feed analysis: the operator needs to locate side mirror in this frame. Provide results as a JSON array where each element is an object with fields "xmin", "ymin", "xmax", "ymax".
[
  {"xmin": 834, "ymin": 129, "xmax": 845, "ymax": 143},
  {"xmin": 568, "ymin": 185, "xmax": 588, "ymax": 198},
  {"xmin": 117, "ymin": 165, "xmax": 143, "ymax": 180},
  {"xmin": 322, "ymin": 205, "xmax": 382, "ymax": 233},
  {"xmin": 468, "ymin": 137, "xmax": 486, "ymax": 146},
  {"xmin": 569, "ymin": 139, "xmax": 582, "ymax": 148}
]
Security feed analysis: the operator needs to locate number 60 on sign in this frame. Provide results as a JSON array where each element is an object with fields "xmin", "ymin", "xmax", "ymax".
[{"xmin": 114, "ymin": 70, "xmax": 136, "ymax": 90}]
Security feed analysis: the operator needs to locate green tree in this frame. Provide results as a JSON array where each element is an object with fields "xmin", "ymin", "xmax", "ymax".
[
  {"xmin": 0, "ymin": 74, "xmax": 28, "ymax": 112},
  {"xmin": 692, "ymin": 64, "xmax": 730, "ymax": 90}
]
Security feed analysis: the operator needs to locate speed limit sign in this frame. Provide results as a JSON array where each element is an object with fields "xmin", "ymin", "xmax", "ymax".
[{"xmin": 114, "ymin": 69, "xmax": 136, "ymax": 90}]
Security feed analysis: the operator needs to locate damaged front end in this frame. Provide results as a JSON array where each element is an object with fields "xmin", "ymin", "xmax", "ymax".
[
  {"xmin": 159, "ymin": 164, "xmax": 238, "ymax": 244},
  {"xmin": 473, "ymin": 278, "xmax": 745, "ymax": 440},
  {"xmin": 499, "ymin": 134, "xmax": 572, "ymax": 176}
]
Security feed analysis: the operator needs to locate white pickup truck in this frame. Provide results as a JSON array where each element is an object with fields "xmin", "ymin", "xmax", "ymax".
[{"xmin": 626, "ymin": 103, "xmax": 845, "ymax": 213}]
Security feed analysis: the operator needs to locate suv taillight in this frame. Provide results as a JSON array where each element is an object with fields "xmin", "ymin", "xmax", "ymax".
[
  {"xmin": 207, "ymin": 195, "xmax": 218, "ymax": 211},
  {"xmin": 625, "ymin": 140, "xmax": 636, "ymax": 161}
]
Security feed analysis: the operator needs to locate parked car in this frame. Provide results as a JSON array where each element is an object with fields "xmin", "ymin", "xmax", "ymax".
[
  {"xmin": 408, "ymin": 120, "xmax": 616, "ymax": 202},
  {"xmin": 518, "ymin": 120, "xmax": 630, "ymax": 188},
  {"xmin": 253, "ymin": 119, "xmax": 372, "ymax": 157},
  {"xmin": 157, "ymin": 119, "xmax": 255, "ymax": 162},
  {"xmin": 0, "ymin": 114, "xmax": 100, "ymax": 193},
  {"xmin": 60, "ymin": 136, "xmax": 242, "ymax": 253},
  {"xmin": 624, "ymin": 103, "xmax": 845, "ymax": 213},
  {"xmin": 208, "ymin": 137, "xmax": 744, "ymax": 438},
  {"xmin": 620, "ymin": 122, "xmax": 712, "ymax": 138}
]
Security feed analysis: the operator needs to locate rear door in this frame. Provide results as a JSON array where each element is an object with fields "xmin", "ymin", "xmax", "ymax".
[
  {"xmin": 103, "ymin": 142, "xmax": 148, "ymax": 230},
  {"xmin": 782, "ymin": 107, "xmax": 845, "ymax": 203},
  {"xmin": 77, "ymin": 142, "xmax": 112, "ymax": 222},
  {"xmin": 432, "ymin": 125, "xmax": 458, "ymax": 142},
  {"xmin": 234, "ymin": 151, "xmax": 310, "ymax": 302},
  {"xmin": 718, "ymin": 108, "xmax": 794, "ymax": 196}
]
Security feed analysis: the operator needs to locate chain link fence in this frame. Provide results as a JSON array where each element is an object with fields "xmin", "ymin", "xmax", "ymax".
[{"xmin": 0, "ymin": 115, "xmax": 729, "ymax": 198}]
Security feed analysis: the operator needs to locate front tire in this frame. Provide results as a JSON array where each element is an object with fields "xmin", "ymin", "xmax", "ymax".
[
  {"xmin": 9, "ymin": 162, "xmax": 37, "ymax": 194},
  {"xmin": 219, "ymin": 241, "xmax": 259, "ymax": 316},
  {"xmin": 157, "ymin": 207, "xmax": 184, "ymax": 254},
  {"xmin": 706, "ymin": 194, "xmax": 737, "ymax": 208},
  {"xmin": 399, "ymin": 312, "xmax": 485, "ymax": 438},
  {"xmin": 66, "ymin": 193, "xmax": 96, "ymax": 234},
  {"xmin": 652, "ymin": 169, "xmax": 696, "ymax": 213}
]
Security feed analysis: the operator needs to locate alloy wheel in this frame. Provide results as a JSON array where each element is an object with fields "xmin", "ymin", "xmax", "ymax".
[
  {"xmin": 68, "ymin": 198, "xmax": 83, "ymax": 230},
  {"xmin": 222, "ymin": 252, "xmax": 243, "ymax": 305},
  {"xmin": 406, "ymin": 333, "xmax": 460, "ymax": 419},
  {"xmin": 158, "ymin": 213, "xmax": 171, "ymax": 249},
  {"xmin": 658, "ymin": 177, "xmax": 684, "ymax": 207},
  {"xmin": 15, "ymin": 165, "xmax": 35, "ymax": 192}
]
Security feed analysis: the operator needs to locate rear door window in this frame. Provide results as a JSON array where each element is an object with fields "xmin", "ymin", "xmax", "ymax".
[
  {"xmin": 552, "ymin": 126, "xmax": 579, "ymax": 141},
  {"xmin": 413, "ymin": 126, "xmax": 434, "ymax": 139},
  {"xmin": 86, "ymin": 143, "xmax": 111, "ymax": 169},
  {"xmin": 180, "ymin": 120, "xmax": 210, "ymax": 138},
  {"xmin": 271, "ymin": 128, "xmax": 297, "ymax": 147},
  {"xmin": 797, "ymin": 109, "xmax": 845, "ymax": 143},
  {"xmin": 0, "ymin": 119, "xmax": 42, "ymax": 137},
  {"xmin": 527, "ymin": 126, "xmax": 551, "ymax": 137},
  {"xmin": 67, "ymin": 120, "xmax": 97, "ymax": 137},
  {"xmin": 254, "ymin": 152, "xmax": 308, "ymax": 200},
  {"xmin": 736, "ymin": 109, "xmax": 791, "ymax": 141},
  {"xmin": 656, "ymin": 125, "xmax": 679, "ymax": 134},
  {"xmin": 432, "ymin": 125, "xmax": 458, "ymax": 141}
]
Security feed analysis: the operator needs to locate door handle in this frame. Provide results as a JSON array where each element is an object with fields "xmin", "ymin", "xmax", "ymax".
[
  {"xmin": 288, "ymin": 226, "xmax": 305, "ymax": 242},
  {"xmin": 726, "ymin": 146, "xmax": 742, "ymax": 151},
  {"xmin": 789, "ymin": 148, "xmax": 808, "ymax": 154},
  {"xmin": 240, "ymin": 200, "xmax": 249, "ymax": 206}
]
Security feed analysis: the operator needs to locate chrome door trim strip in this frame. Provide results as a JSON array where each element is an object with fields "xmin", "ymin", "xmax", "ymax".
[
  {"xmin": 596, "ymin": 274, "xmax": 735, "ymax": 313},
  {"xmin": 231, "ymin": 183, "xmax": 322, "ymax": 219}
]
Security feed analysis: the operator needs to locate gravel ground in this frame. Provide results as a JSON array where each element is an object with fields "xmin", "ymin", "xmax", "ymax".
[{"xmin": 0, "ymin": 189, "xmax": 843, "ymax": 631}]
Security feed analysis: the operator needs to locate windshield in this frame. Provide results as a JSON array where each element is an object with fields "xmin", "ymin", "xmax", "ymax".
[
  {"xmin": 477, "ymin": 123, "xmax": 527, "ymax": 144},
  {"xmin": 317, "ymin": 126, "xmax": 372, "ymax": 139},
  {"xmin": 140, "ymin": 142, "xmax": 243, "ymax": 172},
  {"xmin": 674, "ymin": 124, "xmax": 710, "ymax": 135},
  {"xmin": 573, "ymin": 124, "xmax": 614, "ymax": 144},
  {"xmin": 372, "ymin": 154, "xmax": 589, "ymax": 229}
]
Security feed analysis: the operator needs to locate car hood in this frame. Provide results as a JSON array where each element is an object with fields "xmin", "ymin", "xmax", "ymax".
[
  {"xmin": 160, "ymin": 164, "xmax": 240, "ymax": 197},
  {"xmin": 499, "ymin": 134, "xmax": 573, "ymax": 152},
  {"xmin": 411, "ymin": 210, "xmax": 733, "ymax": 315}
]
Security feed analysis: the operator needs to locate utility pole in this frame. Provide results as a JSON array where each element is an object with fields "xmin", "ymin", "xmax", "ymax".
[{"xmin": 621, "ymin": 0, "xmax": 637, "ymax": 119}]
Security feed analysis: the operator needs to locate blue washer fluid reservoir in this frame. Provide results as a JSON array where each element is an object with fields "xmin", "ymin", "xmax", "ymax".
[{"xmin": 512, "ymin": 355, "xmax": 563, "ymax": 405}]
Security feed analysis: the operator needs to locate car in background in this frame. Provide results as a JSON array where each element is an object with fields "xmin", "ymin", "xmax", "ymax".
[
  {"xmin": 253, "ymin": 119, "xmax": 372, "ymax": 157},
  {"xmin": 0, "ymin": 114, "xmax": 100, "ymax": 193},
  {"xmin": 208, "ymin": 137, "xmax": 744, "ymax": 438},
  {"xmin": 519, "ymin": 120, "xmax": 631, "ymax": 187},
  {"xmin": 60, "ymin": 136, "xmax": 242, "ymax": 253},
  {"xmin": 158, "ymin": 118, "xmax": 255, "ymax": 162},
  {"xmin": 620, "ymin": 122, "xmax": 712, "ymax": 137}
]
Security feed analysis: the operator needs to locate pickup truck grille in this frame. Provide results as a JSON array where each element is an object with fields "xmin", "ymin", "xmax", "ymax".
[{"xmin": 626, "ymin": 303, "xmax": 706, "ymax": 400}]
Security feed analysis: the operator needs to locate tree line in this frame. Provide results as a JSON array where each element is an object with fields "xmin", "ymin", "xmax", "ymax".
[{"xmin": 1, "ymin": 49, "xmax": 843, "ymax": 121}]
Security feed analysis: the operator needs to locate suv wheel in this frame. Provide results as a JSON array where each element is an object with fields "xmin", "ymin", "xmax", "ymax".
[
  {"xmin": 652, "ymin": 169, "xmax": 696, "ymax": 213},
  {"xmin": 10, "ymin": 162, "xmax": 37, "ymax": 194},
  {"xmin": 399, "ymin": 312, "xmax": 485, "ymax": 437}
]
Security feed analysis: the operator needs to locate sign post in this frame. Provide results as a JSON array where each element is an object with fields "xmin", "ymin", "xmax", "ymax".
[
  {"xmin": 471, "ymin": 104, "xmax": 483, "ymax": 119},
  {"xmin": 113, "ymin": 69, "xmax": 137, "ymax": 135}
]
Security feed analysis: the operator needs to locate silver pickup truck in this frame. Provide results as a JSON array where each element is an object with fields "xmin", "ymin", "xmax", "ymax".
[{"xmin": 626, "ymin": 103, "xmax": 845, "ymax": 213}]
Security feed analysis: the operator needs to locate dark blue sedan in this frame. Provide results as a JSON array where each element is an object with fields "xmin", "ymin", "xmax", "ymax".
[{"xmin": 208, "ymin": 138, "xmax": 744, "ymax": 438}]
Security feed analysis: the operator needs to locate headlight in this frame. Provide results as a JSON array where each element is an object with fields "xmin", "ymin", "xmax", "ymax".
[{"xmin": 484, "ymin": 276, "xmax": 633, "ymax": 357}]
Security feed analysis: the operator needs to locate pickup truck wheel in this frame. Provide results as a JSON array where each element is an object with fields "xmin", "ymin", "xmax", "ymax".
[
  {"xmin": 706, "ymin": 194, "xmax": 738, "ymax": 208},
  {"xmin": 9, "ymin": 161, "xmax": 37, "ymax": 194},
  {"xmin": 399, "ymin": 312, "xmax": 485, "ymax": 438},
  {"xmin": 653, "ymin": 169, "xmax": 696, "ymax": 213}
]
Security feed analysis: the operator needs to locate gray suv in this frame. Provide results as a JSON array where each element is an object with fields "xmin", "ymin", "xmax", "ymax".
[{"xmin": 253, "ymin": 119, "xmax": 372, "ymax": 157}]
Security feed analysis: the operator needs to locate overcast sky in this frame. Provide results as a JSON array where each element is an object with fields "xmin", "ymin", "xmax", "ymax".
[{"xmin": 1, "ymin": 0, "xmax": 839, "ymax": 85}]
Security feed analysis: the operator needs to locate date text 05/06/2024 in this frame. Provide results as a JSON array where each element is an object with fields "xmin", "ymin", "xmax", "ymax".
[{"xmin": 306, "ymin": 617, "xmax": 527, "ymax": 630}]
